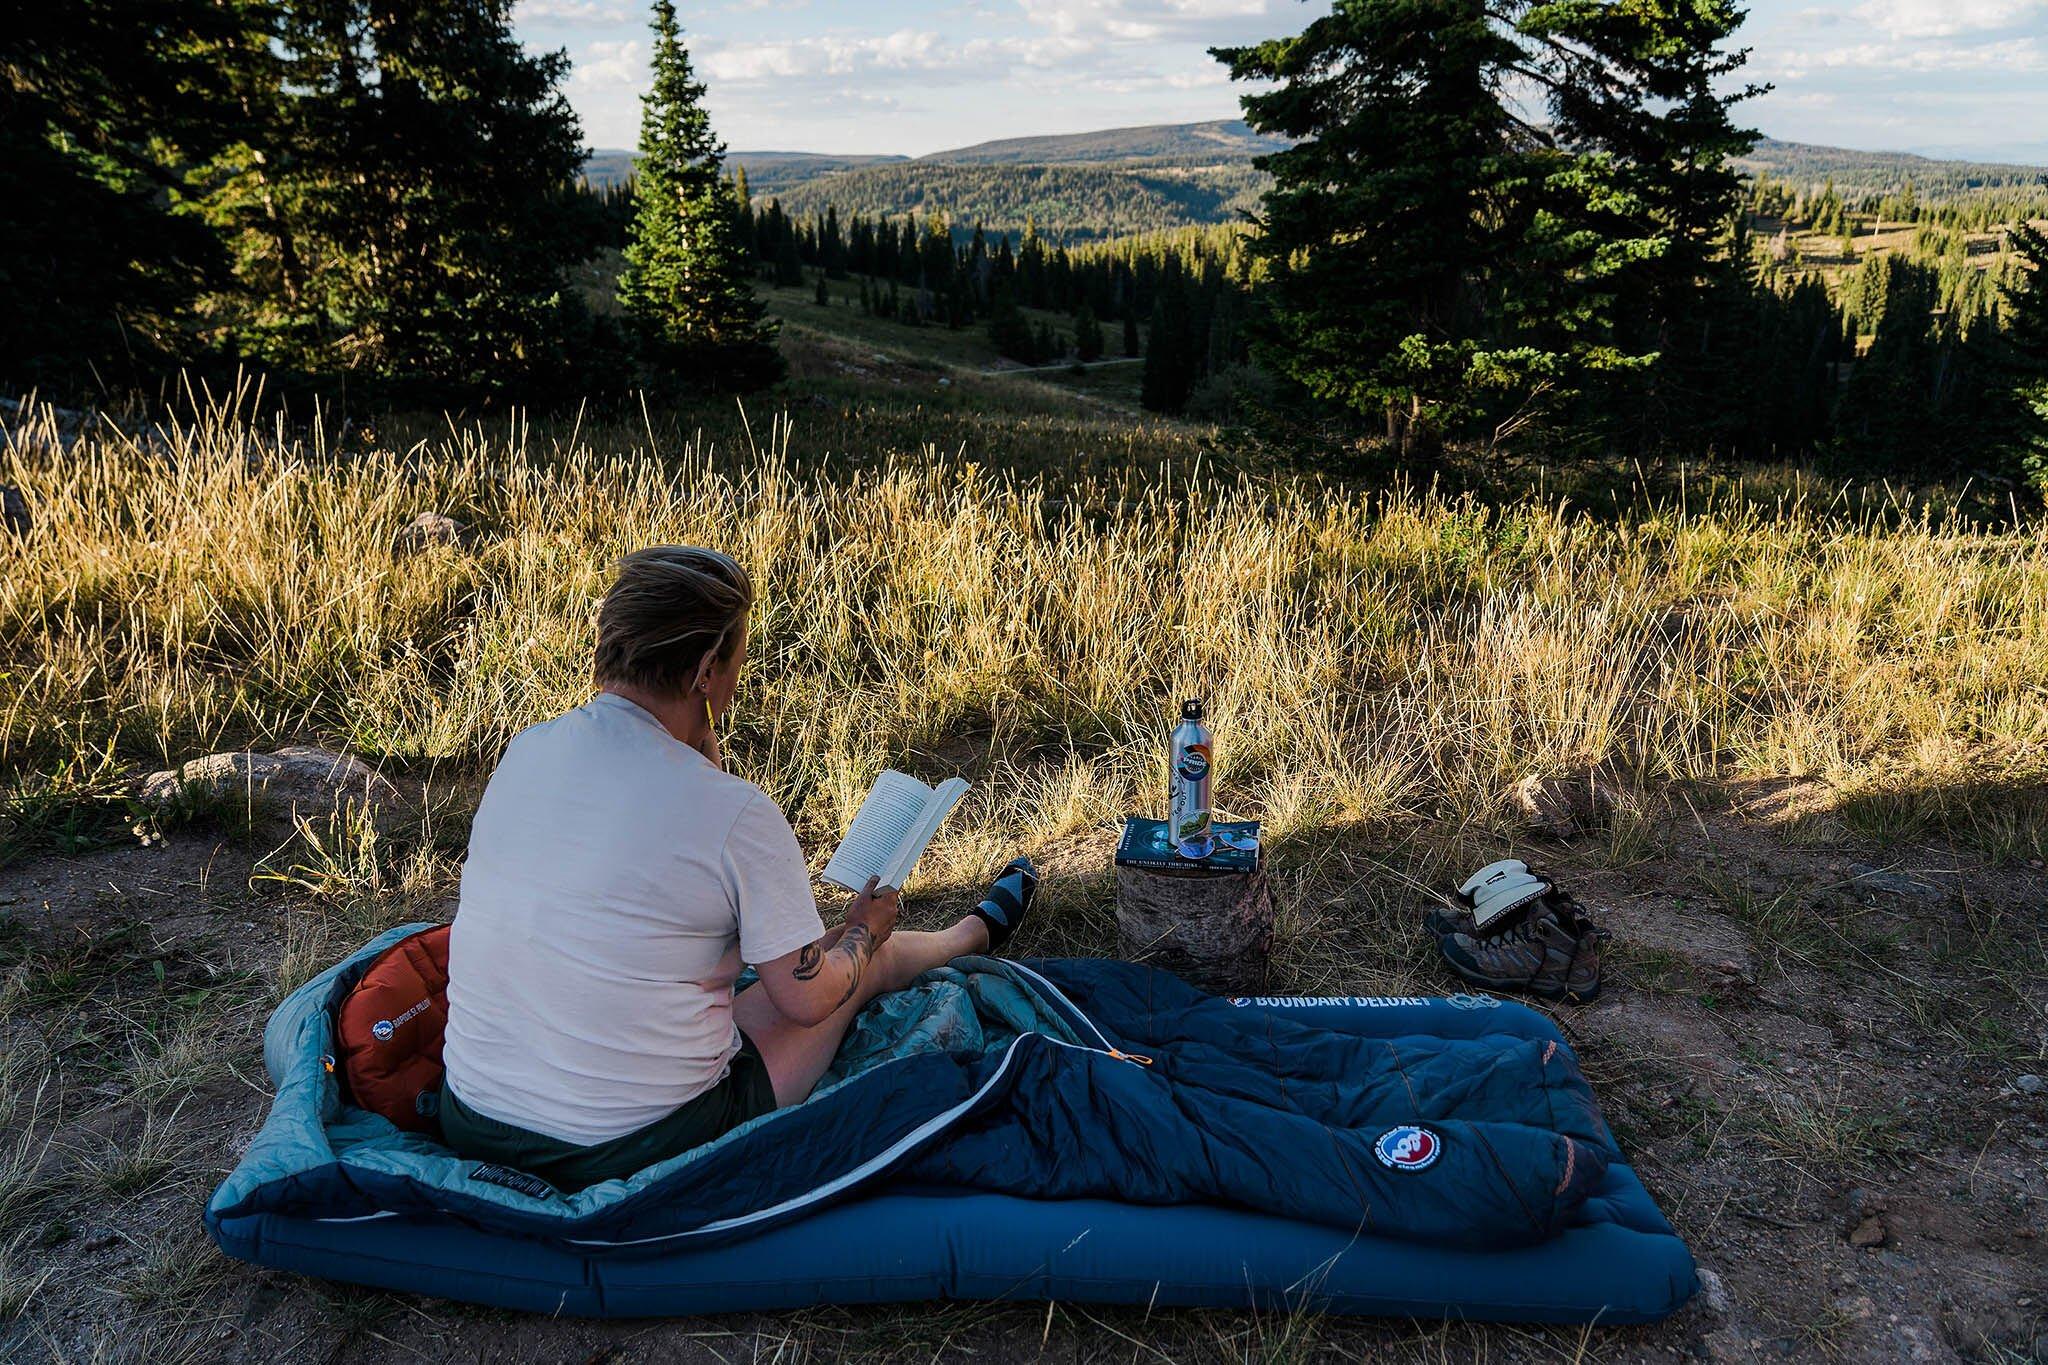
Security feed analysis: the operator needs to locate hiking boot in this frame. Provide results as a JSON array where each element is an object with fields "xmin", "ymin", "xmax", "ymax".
[{"xmin": 1436, "ymin": 896, "xmax": 1606, "ymax": 1002}]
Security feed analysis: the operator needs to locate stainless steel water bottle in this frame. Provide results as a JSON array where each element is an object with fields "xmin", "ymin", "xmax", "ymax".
[{"xmin": 1168, "ymin": 698, "xmax": 1214, "ymax": 860}]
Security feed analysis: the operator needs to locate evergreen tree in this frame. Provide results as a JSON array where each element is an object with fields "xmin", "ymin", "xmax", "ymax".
[
  {"xmin": 617, "ymin": 0, "xmax": 782, "ymax": 391},
  {"xmin": 1215, "ymin": 0, "xmax": 1732, "ymax": 456},
  {"xmin": 822, "ymin": 206, "xmax": 847, "ymax": 278},
  {"xmin": 1142, "ymin": 264, "xmax": 1197, "ymax": 413},
  {"xmin": 1034, "ymin": 320, "xmax": 1060, "ymax": 364},
  {"xmin": 1123, "ymin": 310, "xmax": 1142, "ymax": 358},
  {"xmin": 1074, "ymin": 305, "xmax": 1105, "ymax": 362},
  {"xmin": 1533, "ymin": 0, "xmax": 1764, "ymax": 448},
  {"xmin": 1991, "ymin": 221, "xmax": 2048, "ymax": 486},
  {"xmin": 3, "ymin": 0, "xmax": 262, "ymax": 393},
  {"xmin": 986, "ymin": 289, "xmax": 1036, "ymax": 363},
  {"xmin": 814, "ymin": 272, "xmax": 829, "ymax": 306},
  {"xmin": 200, "ymin": 0, "xmax": 598, "ymax": 399}
]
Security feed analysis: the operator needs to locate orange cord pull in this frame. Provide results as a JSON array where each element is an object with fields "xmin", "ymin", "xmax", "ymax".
[{"xmin": 1109, "ymin": 1049, "xmax": 1154, "ymax": 1066}]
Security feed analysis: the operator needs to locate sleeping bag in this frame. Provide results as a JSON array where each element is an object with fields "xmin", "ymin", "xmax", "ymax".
[{"xmin": 207, "ymin": 925, "xmax": 1697, "ymax": 1321}]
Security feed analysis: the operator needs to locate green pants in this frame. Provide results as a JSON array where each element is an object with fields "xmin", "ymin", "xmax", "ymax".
[{"xmin": 439, "ymin": 1031, "xmax": 778, "ymax": 1191}]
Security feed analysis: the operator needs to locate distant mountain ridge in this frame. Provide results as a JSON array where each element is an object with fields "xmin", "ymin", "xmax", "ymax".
[
  {"xmin": 579, "ymin": 123, "xmax": 2048, "ymax": 239},
  {"xmin": 915, "ymin": 119, "xmax": 1286, "ymax": 166},
  {"xmin": 1735, "ymin": 137, "xmax": 2048, "ymax": 198}
]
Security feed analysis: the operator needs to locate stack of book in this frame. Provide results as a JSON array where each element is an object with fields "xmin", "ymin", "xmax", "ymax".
[{"xmin": 1114, "ymin": 817, "xmax": 1261, "ymax": 873}]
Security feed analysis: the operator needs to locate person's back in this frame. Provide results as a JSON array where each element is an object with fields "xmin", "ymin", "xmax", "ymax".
[
  {"xmin": 442, "ymin": 691, "xmax": 819, "ymax": 1146},
  {"xmin": 435, "ymin": 544, "xmax": 1036, "ymax": 1191}
]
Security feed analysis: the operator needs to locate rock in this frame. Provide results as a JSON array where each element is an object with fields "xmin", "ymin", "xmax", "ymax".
[
  {"xmin": 1844, "ymin": 861, "xmax": 1939, "ymax": 898},
  {"xmin": 1847, "ymin": 1214, "xmax": 1888, "ymax": 1248},
  {"xmin": 1508, "ymin": 764, "xmax": 1630, "ymax": 839},
  {"xmin": 1696, "ymin": 1265, "xmax": 1733, "ymax": 1315},
  {"xmin": 2014, "ymin": 1074, "xmax": 2044, "ymax": 1095},
  {"xmin": 1, "ymin": 483, "xmax": 28, "ymax": 536},
  {"xmin": 395, "ymin": 511, "xmax": 462, "ymax": 554},
  {"xmin": 1846, "ymin": 1186, "xmax": 1886, "ymax": 1219},
  {"xmin": 137, "ymin": 745, "xmax": 402, "ymax": 830},
  {"xmin": 1893, "ymin": 1320, "xmax": 1958, "ymax": 1364}
]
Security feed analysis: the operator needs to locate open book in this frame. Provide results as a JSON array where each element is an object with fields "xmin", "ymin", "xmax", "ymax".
[{"xmin": 820, "ymin": 769, "xmax": 970, "ymax": 892}]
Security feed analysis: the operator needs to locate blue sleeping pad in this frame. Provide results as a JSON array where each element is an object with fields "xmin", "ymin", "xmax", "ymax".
[{"xmin": 205, "ymin": 925, "xmax": 1696, "ymax": 1321}]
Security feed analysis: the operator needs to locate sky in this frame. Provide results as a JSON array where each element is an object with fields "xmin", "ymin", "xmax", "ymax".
[{"xmin": 513, "ymin": 0, "xmax": 2048, "ymax": 163}]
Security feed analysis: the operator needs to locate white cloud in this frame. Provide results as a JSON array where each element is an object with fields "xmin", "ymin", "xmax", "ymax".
[
  {"xmin": 565, "ymin": 37, "xmax": 644, "ymax": 93},
  {"xmin": 517, "ymin": 0, "xmax": 634, "ymax": 25},
  {"xmin": 1762, "ymin": 35, "xmax": 2047, "ymax": 77},
  {"xmin": 1014, "ymin": 0, "xmax": 1283, "ymax": 41},
  {"xmin": 700, "ymin": 30, "xmax": 968, "ymax": 82},
  {"xmin": 1854, "ymin": 0, "xmax": 2045, "ymax": 38}
]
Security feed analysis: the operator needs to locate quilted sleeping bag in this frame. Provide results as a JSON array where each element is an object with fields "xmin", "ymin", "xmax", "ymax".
[{"xmin": 206, "ymin": 926, "xmax": 1697, "ymax": 1320}]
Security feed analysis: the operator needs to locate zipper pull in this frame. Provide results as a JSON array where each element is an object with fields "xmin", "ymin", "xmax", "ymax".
[{"xmin": 1108, "ymin": 1048, "xmax": 1154, "ymax": 1066}]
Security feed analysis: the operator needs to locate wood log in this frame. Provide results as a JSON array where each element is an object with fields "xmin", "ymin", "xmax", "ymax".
[{"xmin": 1114, "ymin": 863, "xmax": 1274, "ymax": 995}]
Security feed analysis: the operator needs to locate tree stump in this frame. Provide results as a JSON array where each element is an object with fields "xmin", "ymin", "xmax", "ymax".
[{"xmin": 1115, "ymin": 863, "xmax": 1274, "ymax": 995}]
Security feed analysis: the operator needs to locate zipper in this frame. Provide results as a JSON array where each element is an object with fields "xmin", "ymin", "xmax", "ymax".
[
  {"xmin": 561, "ymin": 1028, "xmax": 1041, "ymax": 1247},
  {"xmin": 552, "ymin": 963, "xmax": 1150, "ymax": 1248},
  {"xmin": 317, "ymin": 959, "xmax": 1151, "ymax": 1240},
  {"xmin": 1005, "ymin": 960, "xmax": 1154, "ymax": 1066}
]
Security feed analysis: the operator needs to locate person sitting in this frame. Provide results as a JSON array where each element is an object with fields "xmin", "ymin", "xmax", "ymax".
[{"xmin": 438, "ymin": 546, "xmax": 1036, "ymax": 1190}]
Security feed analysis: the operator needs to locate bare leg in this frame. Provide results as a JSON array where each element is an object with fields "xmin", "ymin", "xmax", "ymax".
[{"xmin": 733, "ymin": 918, "xmax": 990, "ymax": 1107}]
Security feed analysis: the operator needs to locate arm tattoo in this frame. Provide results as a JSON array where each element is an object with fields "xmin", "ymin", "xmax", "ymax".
[
  {"xmin": 792, "ymin": 940, "xmax": 825, "ymax": 981},
  {"xmin": 827, "ymin": 925, "xmax": 875, "ymax": 1010}
]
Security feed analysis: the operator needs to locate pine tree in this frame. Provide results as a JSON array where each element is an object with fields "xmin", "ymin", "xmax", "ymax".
[
  {"xmin": 1141, "ymin": 264, "xmax": 1196, "ymax": 413},
  {"xmin": 814, "ymin": 273, "xmax": 830, "ymax": 306},
  {"xmin": 1074, "ymin": 305, "xmax": 1105, "ymax": 362},
  {"xmin": 1123, "ymin": 310, "xmax": 1142, "ymax": 358},
  {"xmin": 1993, "ymin": 221, "xmax": 2048, "ymax": 486},
  {"xmin": 4, "ymin": 0, "xmax": 263, "ymax": 393},
  {"xmin": 617, "ymin": 0, "xmax": 783, "ymax": 392},
  {"xmin": 1530, "ymin": 0, "xmax": 1763, "ymax": 448},
  {"xmin": 1216, "ymin": 0, "xmax": 1730, "ymax": 456},
  {"xmin": 199, "ymin": 0, "xmax": 598, "ymax": 399},
  {"xmin": 986, "ymin": 288, "xmax": 1035, "ymax": 363}
]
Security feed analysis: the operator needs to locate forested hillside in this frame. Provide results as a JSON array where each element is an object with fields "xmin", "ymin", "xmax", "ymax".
[
  {"xmin": 767, "ymin": 162, "xmax": 1266, "ymax": 242},
  {"xmin": 1738, "ymin": 138, "xmax": 2048, "ymax": 201},
  {"xmin": 585, "ymin": 149, "xmax": 906, "ymax": 194}
]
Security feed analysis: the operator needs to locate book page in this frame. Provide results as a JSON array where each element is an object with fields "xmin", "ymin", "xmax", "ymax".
[
  {"xmin": 881, "ymin": 777, "xmax": 969, "ymax": 888},
  {"xmin": 821, "ymin": 770, "xmax": 936, "ymax": 891}
]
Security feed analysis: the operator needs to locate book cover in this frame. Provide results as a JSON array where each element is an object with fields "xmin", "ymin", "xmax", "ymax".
[{"xmin": 1115, "ymin": 816, "xmax": 1261, "ymax": 873}]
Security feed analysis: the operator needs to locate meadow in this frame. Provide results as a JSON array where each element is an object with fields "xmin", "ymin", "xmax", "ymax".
[{"xmin": 2, "ymin": 379, "xmax": 2046, "ymax": 1361}]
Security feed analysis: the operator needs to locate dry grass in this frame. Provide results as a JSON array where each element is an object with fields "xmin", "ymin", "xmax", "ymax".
[
  {"xmin": 3, "ymin": 389, "xmax": 2046, "ymax": 1362},
  {"xmin": 3, "ymin": 394, "xmax": 2044, "ymax": 885}
]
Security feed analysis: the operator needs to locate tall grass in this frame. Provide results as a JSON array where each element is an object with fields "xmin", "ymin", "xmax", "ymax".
[{"xmin": 3, "ymin": 396, "xmax": 2045, "ymax": 882}]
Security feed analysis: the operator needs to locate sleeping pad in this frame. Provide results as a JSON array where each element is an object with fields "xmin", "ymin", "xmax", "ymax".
[{"xmin": 207, "ymin": 926, "xmax": 1694, "ymax": 1319}]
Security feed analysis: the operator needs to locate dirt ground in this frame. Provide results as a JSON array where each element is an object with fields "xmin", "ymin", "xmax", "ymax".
[{"xmin": 2, "ymin": 779, "xmax": 2044, "ymax": 1364}]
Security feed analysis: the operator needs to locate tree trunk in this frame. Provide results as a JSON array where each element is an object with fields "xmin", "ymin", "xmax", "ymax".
[{"xmin": 1115, "ymin": 864, "xmax": 1274, "ymax": 995}]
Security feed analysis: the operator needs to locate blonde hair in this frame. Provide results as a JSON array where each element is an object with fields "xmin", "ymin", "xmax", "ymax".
[{"xmin": 593, "ymin": 546, "xmax": 754, "ymax": 697}]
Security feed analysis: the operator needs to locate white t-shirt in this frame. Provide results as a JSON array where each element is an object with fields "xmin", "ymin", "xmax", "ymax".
[{"xmin": 442, "ymin": 692, "xmax": 825, "ymax": 1146}]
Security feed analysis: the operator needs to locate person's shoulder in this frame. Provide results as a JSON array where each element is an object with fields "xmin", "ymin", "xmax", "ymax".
[{"xmin": 719, "ymin": 778, "xmax": 800, "ymax": 848}]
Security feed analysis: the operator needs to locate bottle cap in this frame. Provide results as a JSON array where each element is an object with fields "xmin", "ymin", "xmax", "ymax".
[{"xmin": 1181, "ymin": 698, "xmax": 1204, "ymax": 721}]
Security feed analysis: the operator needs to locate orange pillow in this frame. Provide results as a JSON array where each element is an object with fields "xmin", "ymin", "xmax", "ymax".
[{"xmin": 336, "ymin": 924, "xmax": 452, "ymax": 1133}]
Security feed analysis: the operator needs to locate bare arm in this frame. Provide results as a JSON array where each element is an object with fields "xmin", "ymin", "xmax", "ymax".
[{"xmin": 756, "ymin": 877, "xmax": 899, "ymax": 1027}]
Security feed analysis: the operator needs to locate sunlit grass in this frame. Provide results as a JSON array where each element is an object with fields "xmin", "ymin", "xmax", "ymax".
[{"xmin": 3, "ymin": 393, "xmax": 2045, "ymax": 880}]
